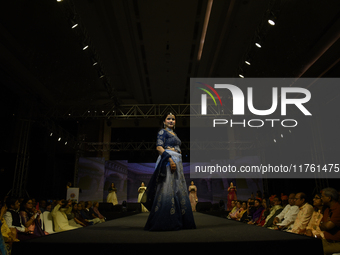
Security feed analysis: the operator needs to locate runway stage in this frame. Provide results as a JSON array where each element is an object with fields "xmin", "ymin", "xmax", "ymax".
[{"xmin": 12, "ymin": 212, "xmax": 323, "ymax": 255}]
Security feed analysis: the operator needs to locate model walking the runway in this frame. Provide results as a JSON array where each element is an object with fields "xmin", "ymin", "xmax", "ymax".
[{"xmin": 142, "ymin": 112, "xmax": 196, "ymax": 231}]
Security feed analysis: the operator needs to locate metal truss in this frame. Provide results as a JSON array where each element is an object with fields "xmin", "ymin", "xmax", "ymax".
[
  {"xmin": 83, "ymin": 140, "xmax": 256, "ymax": 152},
  {"xmin": 48, "ymin": 104, "xmax": 233, "ymax": 119},
  {"xmin": 11, "ymin": 120, "xmax": 31, "ymax": 197}
]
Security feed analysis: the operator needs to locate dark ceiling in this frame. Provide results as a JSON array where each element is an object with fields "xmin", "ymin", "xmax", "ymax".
[
  {"xmin": 1, "ymin": 0, "xmax": 340, "ymax": 198},
  {"xmin": 1, "ymin": 0, "xmax": 340, "ymax": 118}
]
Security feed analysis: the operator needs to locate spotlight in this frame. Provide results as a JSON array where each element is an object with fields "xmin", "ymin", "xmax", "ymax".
[
  {"xmin": 273, "ymin": 139, "xmax": 276, "ymax": 143},
  {"xmin": 268, "ymin": 19, "xmax": 275, "ymax": 26},
  {"xmin": 70, "ymin": 19, "xmax": 78, "ymax": 29},
  {"xmin": 65, "ymin": 141, "xmax": 68, "ymax": 145},
  {"xmin": 268, "ymin": 12, "xmax": 277, "ymax": 26},
  {"xmin": 255, "ymin": 42, "xmax": 262, "ymax": 48},
  {"xmin": 281, "ymin": 134, "xmax": 283, "ymax": 138},
  {"xmin": 58, "ymin": 137, "xmax": 62, "ymax": 141},
  {"xmin": 91, "ymin": 57, "xmax": 98, "ymax": 66},
  {"xmin": 239, "ymin": 74, "xmax": 245, "ymax": 78},
  {"xmin": 245, "ymin": 60, "xmax": 251, "ymax": 65},
  {"xmin": 50, "ymin": 133, "xmax": 53, "ymax": 136},
  {"xmin": 98, "ymin": 70, "xmax": 105, "ymax": 79},
  {"xmin": 82, "ymin": 42, "xmax": 89, "ymax": 50}
]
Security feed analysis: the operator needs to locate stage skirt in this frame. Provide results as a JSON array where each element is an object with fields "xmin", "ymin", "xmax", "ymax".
[{"xmin": 144, "ymin": 150, "xmax": 196, "ymax": 231}]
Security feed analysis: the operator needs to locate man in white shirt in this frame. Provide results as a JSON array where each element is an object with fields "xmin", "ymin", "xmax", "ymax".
[
  {"xmin": 4, "ymin": 197, "xmax": 29, "ymax": 239},
  {"xmin": 272, "ymin": 193, "xmax": 299, "ymax": 230},
  {"xmin": 287, "ymin": 192, "xmax": 313, "ymax": 234},
  {"xmin": 51, "ymin": 200, "xmax": 79, "ymax": 232}
]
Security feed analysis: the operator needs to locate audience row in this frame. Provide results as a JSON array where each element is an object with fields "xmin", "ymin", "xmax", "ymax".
[
  {"xmin": 226, "ymin": 187, "xmax": 340, "ymax": 255},
  {"xmin": 1, "ymin": 188, "xmax": 339, "ymax": 255},
  {"xmin": 0, "ymin": 197, "xmax": 106, "ymax": 255}
]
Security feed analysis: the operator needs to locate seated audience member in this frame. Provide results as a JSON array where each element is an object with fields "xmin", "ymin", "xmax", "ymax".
[
  {"xmin": 3, "ymin": 197, "xmax": 31, "ymax": 241},
  {"xmin": 31, "ymin": 198, "xmax": 37, "ymax": 208},
  {"xmin": 241, "ymin": 198, "xmax": 255, "ymax": 223},
  {"xmin": 19, "ymin": 198, "xmax": 47, "ymax": 238},
  {"xmin": 67, "ymin": 203, "xmax": 83, "ymax": 228},
  {"xmin": 79, "ymin": 201, "xmax": 85, "ymax": 209},
  {"xmin": 92, "ymin": 202, "xmax": 105, "ymax": 223},
  {"xmin": 51, "ymin": 200, "xmax": 58, "ymax": 211},
  {"xmin": 269, "ymin": 194, "xmax": 277, "ymax": 207},
  {"xmin": 305, "ymin": 192, "xmax": 324, "ymax": 239},
  {"xmin": 38, "ymin": 200, "xmax": 47, "ymax": 213},
  {"xmin": 45, "ymin": 202, "xmax": 52, "ymax": 212},
  {"xmin": 263, "ymin": 196, "xmax": 283, "ymax": 228},
  {"xmin": 281, "ymin": 193, "xmax": 288, "ymax": 207},
  {"xmin": 1, "ymin": 200, "xmax": 19, "ymax": 247},
  {"xmin": 229, "ymin": 201, "xmax": 242, "ymax": 220},
  {"xmin": 236, "ymin": 201, "xmax": 248, "ymax": 221},
  {"xmin": 319, "ymin": 188, "xmax": 340, "ymax": 255},
  {"xmin": 80, "ymin": 201, "xmax": 101, "ymax": 225},
  {"xmin": 287, "ymin": 192, "xmax": 313, "ymax": 234},
  {"xmin": 272, "ymin": 193, "xmax": 299, "ymax": 230},
  {"xmin": 74, "ymin": 203, "xmax": 90, "ymax": 227},
  {"xmin": 0, "ymin": 206, "xmax": 7, "ymax": 255},
  {"xmin": 1, "ymin": 200, "xmax": 17, "ymax": 255},
  {"xmin": 248, "ymin": 199, "xmax": 264, "ymax": 225},
  {"xmin": 51, "ymin": 200, "xmax": 79, "ymax": 232},
  {"xmin": 226, "ymin": 200, "xmax": 237, "ymax": 219},
  {"xmin": 256, "ymin": 198, "xmax": 270, "ymax": 226},
  {"xmin": 255, "ymin": 190, "xmax": 262, "ymax": 201}
]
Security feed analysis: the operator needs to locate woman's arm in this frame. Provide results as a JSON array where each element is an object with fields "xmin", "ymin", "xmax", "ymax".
[
  {"xmin": 157, "ymin": 146, "xmax": 176, "ymax": 172},
  {"xmin": 20, "ymin": 211, "xmax": 35, "ymax": 228},
  {"xmin": 74, "ymin": 217, "xmax": 86, "ymax": 226},
  {"xmin": 156, "ymin": 146, "xmax": 165, "ymax": 155}
]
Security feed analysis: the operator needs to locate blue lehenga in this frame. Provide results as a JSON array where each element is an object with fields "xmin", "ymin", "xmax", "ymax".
[{"xmin": 142, "ymin": 129, "xmax": 196, "ymax": 231}]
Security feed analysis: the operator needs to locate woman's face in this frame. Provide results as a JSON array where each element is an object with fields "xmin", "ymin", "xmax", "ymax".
[
  {"xmin": 191, "ymin": 181, "xmax": 194, "ymax": 185},
  {"xmin": 262, "ymin": 199, "xmax": 267, "ymax": 208},
  {"xmin": 313, "ymin": 195, "xmax": 322, "ymax": 207},
  {"xmin": 164, "ymin": 114, "xmax": 176, "ymax": 129},
  {"xmin": 230, "ymin": 182, "xmax": 233, "ymax": 187},
  {"xmin": 25, "ymin": 200, "xmax": 33, "ymax": 210},
  {"xmin": 141, "ymin": 182, "xmax": 145, "ymax": 187},
  {"xmin": 242, "ymin": 202, "xmax": 247, "ymax": 209},
  {"xmin": 255, "ymin": 200, "xmax": 260, "ymax": 207},
  {"xmin": 236, "ymin": 202, "xmax": 241, "ymax": 208}
]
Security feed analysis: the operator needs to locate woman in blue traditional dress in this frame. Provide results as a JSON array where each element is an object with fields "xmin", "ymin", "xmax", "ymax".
[{"xmin": 142, "ymin": 112, "xmax": 196, "ymax": 231}]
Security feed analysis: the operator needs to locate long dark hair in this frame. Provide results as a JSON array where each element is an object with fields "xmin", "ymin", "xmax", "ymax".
[{"xmin": 20, "ymin": 197, "xmax": 34, "ymax": 216}]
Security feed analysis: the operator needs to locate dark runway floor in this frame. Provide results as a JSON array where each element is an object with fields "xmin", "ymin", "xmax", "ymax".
[{"xmin": 12, "ymin": 212, "xmax": 323, "ymax": 255}]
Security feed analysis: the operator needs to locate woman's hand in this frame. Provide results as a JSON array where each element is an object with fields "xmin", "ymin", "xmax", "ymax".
[{"xmin": 169, "ymin": 158, "xmax": 176, "ymax": 173}]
